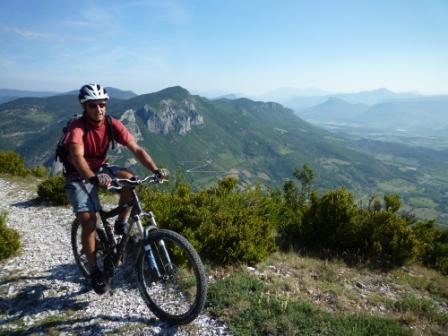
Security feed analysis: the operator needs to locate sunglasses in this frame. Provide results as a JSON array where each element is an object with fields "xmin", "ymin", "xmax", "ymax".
[{"xmin": 87, "ymin": 102, "xmax": 107, "ymax": 109}]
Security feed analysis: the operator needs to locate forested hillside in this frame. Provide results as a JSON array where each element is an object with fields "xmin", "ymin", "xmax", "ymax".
[
  {"xmin": 1, "ymin": 86, "xmax": 447, "ymax": 226},
  {"xmin": 0, "ymin": 87, "xmax": 415, "ymax": 192}
]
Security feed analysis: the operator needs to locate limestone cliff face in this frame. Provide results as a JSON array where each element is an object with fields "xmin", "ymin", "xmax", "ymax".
[
  {"xmin": 119, "ymin": 109, "xmax": 143, "ymax": 141},
  {"xmin": 139, "ymin": 98, "xmax": 204, "ymax": 135},
  {"xmin": 110, "ymin": 109, "xmax": 143, "ymax": 156}
]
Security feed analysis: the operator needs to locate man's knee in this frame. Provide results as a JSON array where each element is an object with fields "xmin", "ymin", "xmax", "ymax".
[{"xmin": 78, "ymin": 212, "xmax": 97, "ymax": 231}]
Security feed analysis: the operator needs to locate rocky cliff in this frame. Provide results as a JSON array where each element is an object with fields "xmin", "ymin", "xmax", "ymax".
[
  {"xmin": 138, "ymin": 98, "xmax": 204, "ymax": 135},
  {"xmin": 119, "ymin": 109, "xmax": 143, "ymax": 141}
]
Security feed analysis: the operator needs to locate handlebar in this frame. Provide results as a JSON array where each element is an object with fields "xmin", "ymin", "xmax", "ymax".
[{"xmin": 107, "ymin": 174, "xmax": 168, "ymax": 191}]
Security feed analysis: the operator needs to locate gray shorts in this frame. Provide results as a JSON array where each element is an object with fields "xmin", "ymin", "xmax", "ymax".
[{"xmin": 65, "ymin": 165, "xmax": 123, "ymax": 213}]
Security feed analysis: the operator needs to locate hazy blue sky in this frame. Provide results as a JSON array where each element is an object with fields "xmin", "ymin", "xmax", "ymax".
[{"xmin": 0, "ymin": 0, "xmax": 446, "ymax": 95}]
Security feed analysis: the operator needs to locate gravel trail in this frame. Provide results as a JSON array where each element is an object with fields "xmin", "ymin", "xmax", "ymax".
[{"xmin": 0, "ymin": 178, "xmax": 229, "ymax": 335}]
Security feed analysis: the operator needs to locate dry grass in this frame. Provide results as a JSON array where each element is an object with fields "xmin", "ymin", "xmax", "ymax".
[{"xmin": 243, "ymin": 251, "xmax": 448, "ymax": 334}]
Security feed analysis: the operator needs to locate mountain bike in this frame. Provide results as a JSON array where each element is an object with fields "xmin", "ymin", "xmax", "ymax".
[{"xmin": 71, "ymin": 174, "xmax": 207, "ymax": 325}]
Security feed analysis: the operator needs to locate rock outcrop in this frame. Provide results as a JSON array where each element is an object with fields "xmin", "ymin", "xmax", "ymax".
[
  {"xmin": 119, "ymin": 109, "xmax": 143, "ymax": 141},
  {"xmin": 139, "ymin": 99, "xmax": 204, "ymax": 135}
]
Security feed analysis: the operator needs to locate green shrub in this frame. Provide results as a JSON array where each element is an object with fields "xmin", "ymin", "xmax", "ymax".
[
  {"xmin": 281, "ymin": 186, "xmax": 417, "ymax": 267},
  {"xmin": 275, "ymin": 202, "xmax": 304, "ymax": 249},
  {"xmin": 0, "ymin": 212, "xmax": 21, "ymax": 261},
  {"xmin": 29, "ymin": 165, "xmax": 47, "ymax": 177},
  {"xmin": 0, "ymin": 151, "xmax": 28, "ymax": 176},
  {"xmin": 275, "ymin": 165, "xmax": 317, "ymax": 250},
  {"xmin": 37, "ymin": 175, "xmax": 69, "ymax": 205},
  {"xmin": 140, "ymin": 177, "xmax": 277, "ymax": 265},
  {"xmin": 301, "ymin": 187, "xmax": 360, "ymax": 251},
  {"xmin": 413, "ymin": 222, "xmax": 448, "ymax": 275},
  {"xmin": 366, "ymin": 211, "xmax": 417, "ymax": 266},
  {"xmin": 0, "ymin": 151, "xmax": 47, "ymax": 177},
  {"xmin": 433, "ymin": 230, "xmax": 448, "ymax": 275},
  {"xmin": 384, "ymin": 194, "xmax": 401, "ymax": 213}
]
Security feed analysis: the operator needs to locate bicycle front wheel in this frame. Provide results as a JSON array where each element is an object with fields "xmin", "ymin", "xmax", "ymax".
[{"xmin": 136, "ymin": 229, "xmax": 207, "ymax": 325}]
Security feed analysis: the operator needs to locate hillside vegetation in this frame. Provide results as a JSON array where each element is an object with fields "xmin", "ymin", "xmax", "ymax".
[
  {"xmin": 136, "ymin": 167, "xmax": 448, "ymax": 275},
  {"xmin": 0, "ymin": 212, "xmax": 20, "ymax": 261},
  {"xmin": 136, "ymin": 168, "xmax": 448, "ymax": 334},
  {"xmin": 1, "ymin": 151, "xmax": 447, "ymax": 335},
  {"xmin": 0, "ymin": 86, "xmax": 417, "ymax": 193},
  {"xmin": 3, "ymin": 148, "xmax": 446, "ymax": 274},
  {"xmin": 2, "ymin": 86, "xmax": 448, "ymax": 227}
]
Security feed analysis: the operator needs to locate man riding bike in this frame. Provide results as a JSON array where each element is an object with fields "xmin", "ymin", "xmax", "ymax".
[{"xmin": 64, "ymin": 83, "xmax": 166, "ymax": 294}]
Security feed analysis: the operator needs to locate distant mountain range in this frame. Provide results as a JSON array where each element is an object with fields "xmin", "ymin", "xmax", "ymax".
[
  {"xmin": 267, "ymin": 88, "xmax": 424, "ymax": 110},
  {"xmin": 0, "ymin": 87, "xmax": 448, "ymax": 225},
  {"xmin": 297, "ymin": 95, "xmax": 448, "ymax": 137},
  {"xmin": 0, "ymin": 87, "xmax": 138, "ymax": 104},
  {"xmin": 0, "ymin": 86, "xmax": 419, "ymax": 193},
  {"xmin": 0, "ymin": 89, "xmax": 60, "ymax": 104},
  {"xmin": 2, "ymin": 85, "xmax": 447, "ymax": 225},
  {"xmin": 256, "ymin": 87, "xmax": 333, "ymax": 102}
]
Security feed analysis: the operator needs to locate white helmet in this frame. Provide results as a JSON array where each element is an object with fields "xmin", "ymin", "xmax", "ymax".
[{"xmin": 78, "ymin": 83, "xmax": 109, "ymax": 103}]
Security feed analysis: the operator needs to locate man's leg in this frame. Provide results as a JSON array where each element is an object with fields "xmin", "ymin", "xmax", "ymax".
[
  {"xmin": 78, "ymin": 210, "xmax": 109, "ymax": 294},
  {"xmin": 114, "ymin": 169, "xmax": 134, "ymax": 234},
  {"xmin": 65, "ymin": 177, "xmax": 108, "ymax": 294},
  {"xmin": 78, "ymin": 211, "xmax": 97, "ymax": 269}
]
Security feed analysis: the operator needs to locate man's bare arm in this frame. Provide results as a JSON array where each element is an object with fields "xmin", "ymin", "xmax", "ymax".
[
  {"xmin": 70, "ymin": 143, "xmax": 96, "ymax": 179},
  {"xmin": 126, "ymin": 140, "xmax": 159, "ymax": 173}
]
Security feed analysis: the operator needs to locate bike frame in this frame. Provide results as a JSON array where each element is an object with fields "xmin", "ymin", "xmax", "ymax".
[{"xmin": 98, "ymin": 177, "xmax": 170, "ymax": 279}]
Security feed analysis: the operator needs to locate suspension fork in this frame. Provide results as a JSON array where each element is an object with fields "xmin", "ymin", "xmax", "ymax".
[{"xmin": 140, "ymin": 211, "xmax": 174, "ymax": 278}]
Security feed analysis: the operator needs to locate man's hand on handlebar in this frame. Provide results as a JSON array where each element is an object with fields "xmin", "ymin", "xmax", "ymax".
[
  {"xmin": 153, "ymin": 168, "xmax": 169, "ymax": 181},
  {"xmin": 89, "ymin": 173, "xmax": 112, "ymax": 188}
]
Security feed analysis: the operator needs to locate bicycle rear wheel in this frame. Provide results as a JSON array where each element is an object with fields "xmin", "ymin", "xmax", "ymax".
[
  {"xmin": 71, "ymin": 218, "xmax": 106, "ymax": 279},
  {"xmin": 136, "ymin": 229, "xmax": 207, "ymax": 325}
]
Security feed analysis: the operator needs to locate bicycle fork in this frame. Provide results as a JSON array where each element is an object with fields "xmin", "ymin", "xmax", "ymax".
[{"xmin": 137, "ymin": 211, "xmax": 173, "ymax": 280}]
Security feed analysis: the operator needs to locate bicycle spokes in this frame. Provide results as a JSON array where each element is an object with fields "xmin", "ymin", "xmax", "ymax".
[{"xmin": 137, "ymin": 230, "xmax": 207, "ymax": 324}]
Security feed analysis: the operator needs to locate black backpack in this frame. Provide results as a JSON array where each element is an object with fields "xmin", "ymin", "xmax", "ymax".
[{"xmin": 54, "ymin": 114, "xmax": 117, "ymax": 176}]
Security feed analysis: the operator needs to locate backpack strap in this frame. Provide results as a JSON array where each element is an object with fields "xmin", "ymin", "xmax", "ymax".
[{"xmin": 105, "ymin": 115, "xmax": 117, "ymax": 150}]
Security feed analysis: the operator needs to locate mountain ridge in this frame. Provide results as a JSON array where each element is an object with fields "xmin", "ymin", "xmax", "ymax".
[
  {"xmin": 2, "ymin": 85, "xmax": 448, "ymax": 225},
  {"xmin": 0, "ymin": 87, "xmax": 138, "ymax": 104},
  {"xmin": 277, "ymin": 88, "xmax": 425, "ymax": 110},
  {"xmin": 297, "ymin": 96, "xmax": 448, "ymax": 136},
  {"xmin": 0, "ymin": 85, "xmax": 411, "ymax": 193}
]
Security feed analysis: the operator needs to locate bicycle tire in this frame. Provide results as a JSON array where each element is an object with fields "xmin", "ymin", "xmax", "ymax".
[
  {"xmin": 136, "ymin": 229, "xmax": 207, "ymax": 325},
  {"xmin": 71, "ymin": 218, "xmax": 106, "ymax": 279}
]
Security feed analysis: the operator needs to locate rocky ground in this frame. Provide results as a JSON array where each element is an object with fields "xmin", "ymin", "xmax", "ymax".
[{"xmin": 0, "ymin": 177, "xmax": 230, "ymax": 335}]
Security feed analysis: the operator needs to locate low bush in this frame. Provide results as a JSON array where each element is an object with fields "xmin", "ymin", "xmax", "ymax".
[
  {"xmin": 29, "ymin": 165, "xmax": 47, "ymax": 177},
  {"xmin": 0, "ymin": 212, "xmax": 21, "ymax": 261},
  {"xmin": 366, "ymin": 210, "xmax": 418, "ymax": 267},
  {"xmin": 139, "ymin": 176, "xmax": 277, "ymax": 265},
  {"xmin": 301, "ymin": 187, "xmax": 360, "ymax": 251},
  {"xmin": 0, "ymin": 151, "xmax": 48, "ymax": 177},
  {"xmin": 413, "ymin": 221, "xmax": 448, "ymax": 275},
  {"xmin": 0, "ymin": 151, "xmax": 28, "ymax": 176},
  {"xmin": 280, "ymin": 184, "xmax": 418, "ymax": 267},
  {"xmin": 37, "ymin": 175, "xmax": 69, "ymax": 205}
]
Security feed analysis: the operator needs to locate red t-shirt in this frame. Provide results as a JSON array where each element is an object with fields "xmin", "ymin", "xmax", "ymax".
[{"xmin": 64, "ymin": 116, "xmax": 134, "ymax": 171}]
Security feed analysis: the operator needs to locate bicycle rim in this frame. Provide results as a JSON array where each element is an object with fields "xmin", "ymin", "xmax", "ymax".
[{"xmin": 137, "ymin": 229, "xmax": 207, "ymax": 325}]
